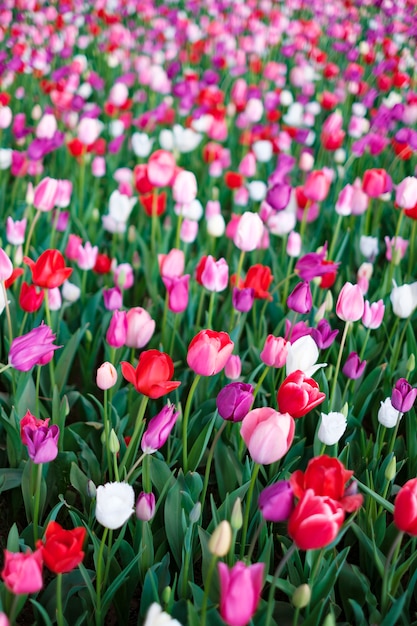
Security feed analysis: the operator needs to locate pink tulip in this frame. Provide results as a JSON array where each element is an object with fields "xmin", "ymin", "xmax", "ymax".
[
  {"xmin": 6, "ymin": 217, "xmax": 27, "ymax": 246},
  {"xmin": 303, "ymin": 170, "xmax": 331, "ymax": 202},
  {"xmin": 0, "ymin": 248, "xmax": 13, "ymax": 281},
  {"xmin": 55, "ymin": 180, "xmax": 73, "ymax": 208},
  {"xmin": 199, "ymin": 255, "xmax": 229, "ymax": 292},
  {"xmin": 162, "ymin": 275, "xmax": 190, "ymax": 313},
  {"xmin": 65, "ymin": 234, "xmax": 83, "ymax": 261},
  {"xmin": 147, "ymin": 150, "xmax": 176, "ymax": 187},
  {"xmin": 141, "ymin": 404, "xmax": 180, "ymax": 454},
  {"xmin": 239, "ymin": 152, "xmax": 256, "ymax": 177},
  {"xmin": 114, "ymin": 263, "xmax": 134, "ymax": 289},
  {"xmin": 224, "ymin": 355, "xmax": 242, "ymax": 380},
  {"xmin": 240, "ymin": 407, "xmax": 295, "ymax": 464},
  {"xmin": 260, "ymin": 335, "xmax": 288, "ymax": 368},
  {"xmin": 385, "ymin": 236, "xmax": 408, "ymax": 263},
  {"xmin": 8, "ymin": 323, "xmax": 60, "ymax": 371},
  {"xmin": 33, "ymin": 177, "xmax": 59, "ymax": 212},
  {"xmin": 1, "ymin": 549, "xmax": 43, "ymax": 594},
  {"xmin": 77, "ymin": 242, "xmax": 98, "ymax": 271},
  {"xmin": 187, "ymin": 329, "xmax": 234, "ymax": 376},
  {"xmin": 125, "ymin": 307, "xmax": 156, "ymax": 349},
  {"xmin": 233, "ymin": 211, "xmax": 264, "ymax": 252},
  {"xmin": 362, "ymin": 300, "xmax": 385, "ymax": 329},
  {"xmin": 77, "ymin": 117, "xmax": 101, "ymax": 145},
  {"xmin": 158, "ymin": 249, "xmax": 185, "ymax": 279},
  {"xmin": 218, "ymin": 561, "xmax": 264, "ymax": 626},
  {"xmin": 395, "ymin": 177, "xmax": 417, "ymax": 209},
  {"xmin": 172, "ymin": 170, "xmax": 197, "ymax": 204},
  {"xmin": 336, "ymin": 282, "xmax": 364, "ymax": 322},
  {"xmin": 362, "ymin": 168, "xmax": 392, "ymax": 197},
  {"xmin": 106, "ymin": 310, "xmax": 127, "ymax": 348},
  {"xmin": 180, "ymin": 219, "xmax": 199, "ymax": 243}
]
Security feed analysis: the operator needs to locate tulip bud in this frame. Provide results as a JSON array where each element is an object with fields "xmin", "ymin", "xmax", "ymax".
[
  {"xmin": 109, "ymin": 429, "xmax": 120, "ymax": 454},
  {"xmin": 322, "ymin": 614, "xmax": 336, "ymax": 626},
  {"xmin": 407, "ymin": 354, "xmax": 415, "ymax": 373},
  {"xmin": 136, "ymin": 492, "xmax": 156, "ymax": 521},
  {"xmin": 87, "ymin": 480, "xmax": 97, "ymax": 498},
  {"xmin": 208, "ymin": 520, "xmax": 232, "ymax": 557},
  {"xmin": 96, "ymin": 362, "xmax": 118, "ymax": 390},
  {"xmin": 292, "ymin": 584, "xmax": 311, "ymax": 609},
  {"xmin": 231, "ymin": 498, "xmax": 243, "ymax": 531},
  {"xmin": 189, "ymin": 502, "xmax": 201, "ymax": 524},
  {"xmin": 385, "ymin": 456, "xmax": 397, "ymax": 482}
]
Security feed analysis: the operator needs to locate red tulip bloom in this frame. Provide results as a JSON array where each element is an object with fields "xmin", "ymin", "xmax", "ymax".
[
  {"xmin": 277, "ymin": 370, "xmax": 325, "ymax": 418},
  {"xmin": 24, "ymin": 250, "xmax": 72, "ymax": 289},
  {"xmin": 121, "ymin": 349, "xmax": 181, "ymax": 399},
  {"xmin": 19, "ymin": 281, "xmax": 44, "ymax": 313},
  {"xmin": 288, "ymin": 489, "xmax": 345, "ymax": 550},
  {"xmin": 243, "ymin": 265, "xmax": 273, "ymax": 300},
  {"xmin": 39, "ymin": 521, "xmax": 86, "ymax": 574},
  {"xmin": 394, "ymin": 478, "xmax": 417, "ymax": 535}
]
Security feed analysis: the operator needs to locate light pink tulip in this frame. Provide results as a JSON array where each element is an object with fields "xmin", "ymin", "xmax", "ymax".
[
  {"xmin": 163, "ymin": 275, "xmax": 190, "ymax": 313},
  {"xmin": 158, "ymin": 249, "xmax": 185, "ymax": 279},
  {"xmin": 336, "ymin": 282, "xmax": 364, "ymax": 322},
  {"xmin": 233, "ymin": 211, "xmax": 264, "ymax": 252},
  {"xmin": 125, "ymin": 307, "xmax": 156, "ymax": 349},
  {"xmin": 172, "ymin": 170, "xmax": 197, "ymax": 205},
  {"xmin": 362, "ymin": 300, "xmax": 385, "ymax": 329},
  {"xmin": 241, "ymin": 407, "xmax": 295, "ymax": 464},
  {"xmin": 33, "ymin": 177, "xmax": 59, "ymax": 212}
]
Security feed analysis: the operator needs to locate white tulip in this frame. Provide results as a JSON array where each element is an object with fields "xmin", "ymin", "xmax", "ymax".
[
  {"xmin": 286, "ymin": 335, "xmax": 326, "ymax": 377},
  {"xmin": 95, "ymin": 482, "xmax": 135, "ymax": 530},
  {"xmin": 318, "ymin": 412, "xmax": 347, "ymax": 446}
]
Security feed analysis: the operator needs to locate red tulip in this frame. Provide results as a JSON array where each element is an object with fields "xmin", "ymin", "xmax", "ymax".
[
  {"xmin": 243, "ymin": 264, "xmax": 273, "ymax": 300},
  {"xmin": 121, "ymin": 350, "xmax": 181, "ymax": 399},
  {"xmin": 394, "ymin": 478, "xmax": 417, "ymax": 535},
  {"xmin": 19, "ymin": 281, "xmax": 44, "ymax": 313},
  {"xmin": 24, "ymin": 250, "xmax": 72, "ymax": 289},
  {"xmin": 277, "ymin": 370, "xmax": 325, "ymax": 418},
  {"xmin": 39, "ymin": 521, "xmax": 86, "ymax": 574},
  {"xmin": 288, "ymin": 489, "xmax": 345, "ymax": 550}
]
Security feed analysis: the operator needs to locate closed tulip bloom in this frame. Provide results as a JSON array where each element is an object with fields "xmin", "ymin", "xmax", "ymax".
[
  {"xmin": 96, "ymin": 362, "xmax": 117, "ymax": 390},
  {"xmin": 258, "ymin": 481, "xmax": 294, "ymax": 522},
  {"xmin": 125, "ymin": 307, "xmax": 156, "ymax": 349},
  {"xmin": 395, "ymin": 177, "xmax": 417, "ymax": 209},
  {"xmin": 141, "ymin": 404, "xmax": 179, "ymax": 454},
  {"xmin": 394, "ymin": 479, "xmax": 417, "ymax": 535},
  {"xmin": 55, "ymin": 179, "xmax": 73, "ymax": 208},
  {"xmin": 77, "ymin": 117, "xmax": 101, "ymax": 145},
  {"xmin": 158, "ymin": 249, "xmax": 185, "ymax": 279},
  {"xmin": 216, "ymin": 382, "xmax": 254, "ymax": 422},
  {"xmin": 147, "ymin": 150, "xmax": 176, "ymax": 187},
  {"xmin": 6, "ymin": 217, "xmax": 27, "ymax": 246},
  {"xmin": 136, "ymin": 492, "xmax": 156, "ymax": 521},
  {"xmin": 385, "ymin": 236, "xmax": 408, "ymax": 264},
  {"xmin": 0, "ymin": 248, "xmax": 13, "ymax": 281},
  {"xmin": 65, "ymin": 234, "xmax": 83, "ymax": 261},
  {"xmin": 288, "ymin": 489, "xmax": 345, "ymax": 550},
  {"xmin": 342, "ymin": 352, "xmax": 366, "ymax": 379},
  {"xmin": 162, "ymin": 275, "xmax": 190, "ymax": 313},
  {"xmin": 77, "ymin": 241, "xmax": 98, "ymax": 271},
  {"xmin": 362, "ymin": 168, "xmax": 392, "ymax": 197},
  {"xmin": 196, "ymin": 255, "xmax": 228, "ymax": 292},
  {"xmin": 208, "ymin": 520, "xmax": 232, "ymax": 557},
  {"xmin": 266, "ymin": 182, "xmax": 292, "ymax": 211},
  {"xmin": 24, "ymin": 424, "xmax": 60, "ymax": 464},
  {"xmin": 224, "ymin": 355, "xmax": 242, "ymax": 380},
  {"xmin": 232, "ymin": 287, "xmax": 255, "ymax": 312},
  {"xmin": 9, "ymin": 323, "xmax": 60, "ymax": 372},
  {"xmin": 121, "ymin": 350, "xmax": 181, "ymax": 399},
  {"xmin": 187, "ymin": 329, "xmax": 234, "ymax": 376},
  {"xmin": 106, "ymin": 310, "xmax": 127, "ymax": 348},
  {"xmin": 278, "ymin": 370, "xmax": 325, "ymax": 418},
  {"xmin": 233, "ymin": 212, "xmax": 264, "ymax": 252},
  {"xmin": 40, "ymin": 521, "xmax": 86, "ymax": 574},
  {"xmin": 287, "ymin": 231, "xmax": 302, "ymax": 257},
  {"xmin": 20, "ymin": 411, "xmax": 50, "ymax": 446},
  {"xmin": 103, "ymin": 287, "xmax": 123, "ymax": 311},
  {"xmin": 24, "ymin": 250, "xmax": 72, "ymax": 289},
  {"xmin": 336, "ymin": 282, "xmax": 364, "ymax": 322},
  {"xmin": 114, "ymin": 263, "xmax": 134, "ymax": 290},
  {"xmin": 303, "ymin": 170, "xmax": 332, "ymax": 202},
  {"xmin": 1, "ymin": 549, "xmax": 43, "ymax": 594},
  {"xmin": 243, "ymin": 264, "xmax": 273, "ymax": 300},
  {"xmin": 172, "ymin": 170, "xmax": 197, "ymax": 205},
  {"xmin": 378, "ymin": 397, "xmax": 402, "ymax": 428},
  {"xmin": 241, "ymin": 407, "xmax": 295, "ymax": 464},
  {"xmin": 391, "ymin": 378, "xmax": 417, "ymax": 413},
  {"xmin": 318, "ymin": 412, "xmax": 347, "ymax": 446},
  {"xmin": 287, "ymin": 281, "xmax": 313, "ymax": 314},
  {"xmin": 390, "ymin": 283, "xmax": 417, "ymax": 318},
  {"xmin": 218, "ymin": 561, "xmax": 264, "ymax": 626},
  {"xmin": 33, "ymin": 177, "xmax": 59, "ymax": 212},
  {"xmin": 260, "ymin": 335, "xmax": 288, "ymax": 368},
  {"xmin": 95, "ymin": 482, "xmax": 135, "ymax": 529},
  {"xmin": 19, "ymin": 282, "xmax": 44, "ymax": 313},
  {"xmin": 362, "ymin": 299, "xmax": 385, "ymax": 329}
]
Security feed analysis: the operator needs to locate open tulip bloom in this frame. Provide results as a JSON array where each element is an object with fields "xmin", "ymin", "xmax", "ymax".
[{"xmin": 1, "ymin": 2, "xmax": 417, "ymax": 625}]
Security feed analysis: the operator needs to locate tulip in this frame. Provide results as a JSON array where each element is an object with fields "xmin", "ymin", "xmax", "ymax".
[
  {"xmin": 195, "ymin": 255, "xmax": 228, "ymax": 292},
  {"xmin": 23, "ymin": 424, "xmax": 60, "ymax": 464},
  {"xmin": 342, "ymin": 352, "xmax": 366, "ymax": 379},
  {"xmin": 106, "ymin": 310, "xmax": 127, "ymax": 348},
  {"xmin": 33, "ymin": 177, "xmax": 59, "ymax": 212},
  {"xmin": 224, "ymin": 355, "xmax": 242, "ymax": 380},
  {"xmin": 285, "ymin": 335, "xmax": 325, "ymax": 378},
  {"xmin": 40, "ymin": 521, "xmax": 86, "ymax": 574},
  {"xmin": 391, "ymin": 378, "xmax": 417, "ymax": 413},
  {"xmin": 187, "ymin": 330, "xmax": 234, "ymax": 376},
  {"xmin": 287, "ymin": 281, "xmax": 313, "ymax": 314},
  {"xmin": 20, "ymin": 411, "xmax": 50, "ymax": 446},
  {"xmin": 243, "ymin": 264, "xmax": 273, "ymax": 300},
  {"xmin": 287, "ymin": 231, "xmax": 302, "ymax": 257},
  {"xmin": 143, "ymin": 604, "xmax": 182, "ymax": 626},
  {"xmin": 336, "ymin": 282, "xmax": 364, "ymax": 322},
  {"xmin": 158, "ymin": 249, "xmax": 185, "ymax": 279},
  {"xmin": 96, "ymin": 362, "xmax": 117, "ymax": 390},
  {"xmin": 208, "ymin": 520, "xmax": 232, "ymax": 557},
  {"xmin": 114, "ymin": 263, "xmax": 134, "ymax": 290},
  {"xmin": 141, "ymin": 404, "xmax": 180, "ymax": 454},
  {"xmin": 172, "ymin": 170, "xmax": 197, "ymax": 205},
  {"xmin": 62, "ymin": 281, "xmax": 81, "ymax": 303},
  {"xmin": 360, "ymin": 235, "xmax": 379, "ymax": 260},
  {"xmin": 362, "ymin": 300, "xmax": 385, "ymax": 329},
  {"xmin": 125, "ymin": 307, "xmax": 155, "ymax": 349},
  {"xmin": 233, "ymin": 212, "xmax": 264, "ymax": 252},
  {"xmin": 295, "ymin": 245, "xmax": 339, "ymax": 282},
  {"xmin": 147, "ymin": 150, "xmax": 176, "ymax": 187},
  {"xmin": 216, "ymin": 382, "xmax": 254, "ymax": 422},
  {"xmin": 277, "ymin": 370, "xmax": 326, "ymax": 418},
  {"xmin": 1, "ymin": 549, "xmax": 43, "ymax": 594},
  {"xmin": 121, "ymin": 350, "xmax": 181, "ymax": 399},
  {"xmin": 77, "ymin": 241, "xmax": 98, "ymax": 271},
  {"xmin": 65, "ymin": 234, "xmax": 83, "ymax": 261},
  {"xmin": 19, "ymin": 282, "xmax": 44, "ymax": 313},
  {"xmin": 311, "ymin": 319, "xmax": 339, "ymax": 350},
  {"xmin": 390, "ymin": 283, "xmax": 417, "ymax": 318},
  {"xmin": 218, "ymin": 561, "xmax": 264, "ymax": 626},
  {"xmin": 77, "ymin": 117, "xmax": 101, "ymax": 145},
  {"xmin": 395, "ymin": 176, "xmax": 417, "ymax": 209},
  {"xmin": 6, "ymin": 217, "xmax": 27, "ymax": 246},
  {"xmin": 378, "ymin": 397, "xmax": 402, "ymax": 428},
  {"xmin": 265, "ymin": 182, "xmax": 292, "ymax": 211},
  {"xmin": 385, "ymin": 236, "xmax": 408, "ymax": 264},
  {"xmin": 103, "ymin": 287, "xmax": 123, "ymax": 311},
  {"xmin": 180, "ymin": 219, "xmax": 199, "ymax": 243},
  {"xmin": 317, "ymin": 412, "xmax": 347, "ymax": 446},
  {"xmin": 303, "ymin": 170, "xmax": 331, "ymax": 202},
  {"xmin": 258, "ymin": 481, "xmax": 294, "ymax": 522},
  {"xmin": 260, "ymin": 335, "xmax": 288, "ymax": 368},
  {"xmin": 162, "ymin": 275, "xmax": 190, "ymax": 313},
  {"xmin": 394, "ymin": 479, "xmax": 417, "ymax": 535},
  {"xmin": 95, "ymin": 482, "xmax": 135, "ymax": 529},
  {"xmin": 232, "ymin": 287, "xmax": 255, "ymax": 313},
  {"xmin": 362, "ymin": 168, "xmax": 392, "ymax": 197},
  {"xmin": 135, "ymin": 492, "xmax": 156, "ymax": 522},
  {"xmin": 24, "ymin": 250, "xmax": 72, "ymax": 289},
  {"xmin": 240, "ymin": 407, "xmax": 295, "ymax": 465},
  {"xmin": 0, "ymin": 248, "xmax": 13, "ymax": 281},
  {"xmin": 288, "ymin": 489, "xmax": 345, "ymax": 550},
  {"xmin": 8, "ymin": 323, "xmax": 60, "ymax": 372}
]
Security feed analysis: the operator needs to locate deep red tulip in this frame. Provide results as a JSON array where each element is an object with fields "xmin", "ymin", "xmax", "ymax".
[
  {"xmin": 24, "ymin": 250, "xmax": 72, "ymax": 289},
  {"xmin": 121, "ymin": 350, "xmax": 181, "ymax": 399}
]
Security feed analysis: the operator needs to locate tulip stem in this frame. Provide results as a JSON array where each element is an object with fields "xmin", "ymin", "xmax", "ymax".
[
  {"xmin": 103, "ymin": 389, "xmax": 113, "ymax": 481},
  {"xmin": 24, "ymin": 208, "xmax": 41, "ymax": 257},
  {"xmin": 174, "ymin": 210, "xmax": 184, "ymax": 250},
  {"xmin": 1, "ymin": 280, "xmax": 13, "ymax": 347},
  {"xmin": 386, "ymin": 209, "xmax": 405, "ymax": 292},
  {"xmin": 56, "ymin": 573, "xmax": 64, "ymax": 626},
  {"xmin": 265, "ymin": 543, "xmax": 297, "ymax": 626},
  {"xmin": 125, "ymin": 453, "xmax": 146, "ymax": 483},
  {"xmin": 329, "ymin": 321, "xmax": 350, "ymax": 411},
  {"xmin": 390, "ymin": 318, "xmax": 409, "ymax": 375},
  {"xmin": 182, "ymin": 374, "xmax": 202, "ymax": 473},
  {"xmin": 328, "ymin": 213, "xmax": 343, "ymax": 261},
  {"xmin": 240, "ymin": 462, "xmax": 260, "ymax": 559},
  {"xmin": 235, "ymin": 250, "xmax": 245, "ymax": 286},
  {"xmin": 95, "ymin": 526, "xmax": 109, "ymax": 626},
  {"xmin": 207, "ymin": 291, "xmax": 216, "ymax": 329},
  {"xmin": 200, "ymin": 554, "xmax": 218, "ymax": 626},
  {"xmin": 253, "ymin": 366, "xmax": 270, "ymax": 404},
  {"xmin": 201, "ymin": 419, "xmax": 226, "ymax": 518},
  {"xmin": 32, "ymin": 461, "xmax": 43, "ymax": 545},
  {"xmin": 43, "ymin": 291, "xmax": 56, "ymax": 392},
  {"xmin": 119, "ymin": 395, "xmax": 149, "ymax": 477},
  {"xmin": 381, "ymin": 531, "xmax": 404, "ymax": 615},
  {"xmin": 386, "ymin": 411, "xmax": 403, "ymax": 457}
]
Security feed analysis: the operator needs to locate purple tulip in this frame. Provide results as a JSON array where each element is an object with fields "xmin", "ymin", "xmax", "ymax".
[
  {"xmin": 24, "ymin": 424, "xmax": 60, "ymax": 464},
  {"xmin": 216, "ymin": 382, "xmax": 254, "ymax": 422},
  {"xmin": 391, "ymin": 379, "xmax": 417, "ymax": 413},
  {"xmin": 342, "ymin": 352, "xmax": 367, "ymax": 380},
  {"xmin": 141, "ymin": 404, "xmax": 179, "ymax": 454},
  {"xmin": 287, "ymin": 281, "xmax": 313, "ymax": 314},
  {"xmin": 258, "ymin": 480, "xmax": 294, "ymax": 522},
  {"xmin": 8, "ymin": 323, "xmax": 61, "ymax": 372},
  {"xmin": 311, "ymin": 319, "xmax": 339, "ymax": 350},
  {"xmin": 232, "ymin": 287, "xmax": 255, "ymax": 313}
]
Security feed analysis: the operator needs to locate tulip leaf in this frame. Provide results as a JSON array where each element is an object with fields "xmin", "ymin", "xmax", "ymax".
[
  {"xmin": 30, "ymin": 599, "xmax": 54, "ymax": 626},
  {"xmin": 0, "ymin": 468, "xmax": 23, "ymax": 493},
  {"xmin": 101, "ymin": 550, "xmax": 142, "ymax": 615},
  {"xmin": 379, "ymin": 592, "xmax": 407, "ymax": 626},
  {"xmin": 187, "ymin": 414, "xmax": 216, "ymax": 472},
  {"xmin": 16, "ymin": 372, "xmax": 37, "ymax": 421},
  {"xmin": 139, "ymin": 554, "xmax": 171, "ymax": 618},
  {"xmin": 310, "ymin": 547, "xmax": 349, "ymax": 606},
  {"xmin": 6, "ymin": 523, "xmax": 20, "ymax": 552},
  {"xmin": 55, "ymin": 324, "xmax": 88, "ymax": 393},
  {"xmin": 164, "ymin": 477, "xmax": 186, "ymax": 567}
]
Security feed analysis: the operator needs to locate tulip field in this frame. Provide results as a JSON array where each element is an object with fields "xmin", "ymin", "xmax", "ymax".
[{"xmin": 1, "ymin": 0, "xmax": 417, "ymax": 624}]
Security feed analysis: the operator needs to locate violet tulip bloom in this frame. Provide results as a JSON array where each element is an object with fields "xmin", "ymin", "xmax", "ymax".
[
  {"xmin": 287, "ymin": 281, "xmax": 313, "ymax": 314},
  {"xmin": 141, "ymin": 404, "xmax": 180, "ymax": 454},
  {"xmin": 311, "ymin": 319, "xmax": 339, "ymax": 349},
  {"xmin": 342, "ymin": 352, "xmax": 366, "ymax": 379},
  {"xmin": 391, "ymin": 379, "xmax": 417, "ymax": 413},
  {"xmin": 295, "ymin": 244, "xmax": 339, "ymax": 282},
  {"xmin": 162, "ymin": 275, "xmax": 190, "ymax": 313},
  {"xmin": 232, "ymin": 287, "xmax": 255, "ymax": 313},
  {"xmin": 216, "ymin": 382, "xmax": 254, "ymax": 422},
  {"xmin": 136, "ymin": 492, "xmax": 156, "ymax": 521},
  {"xmin": 258, "ymin": 481, "xmax": 294, "ymax": 522},
  {"xmin": 8, "ymin": 323, "xmax": 60, "ymax": 372},
  {"xmin": 218, "ymin": 561, "xmax": 264, "ymax": 626},
  {"xmin": 24, "ymin": 424, "xmax": 59, "ymax": 464}
]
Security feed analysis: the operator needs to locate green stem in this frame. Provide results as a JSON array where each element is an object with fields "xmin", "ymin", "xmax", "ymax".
[
  {"xmin": 24, "ymin": 209, "xmax": 41, "ymax": 257},
  {"xmin": 265, "ymin": 544, "xmax": 297, "ymax": 626},
  {"xmin": 200, "ymin": 555, "xmax": 218, "ymax": 626},
  {"xmin": 35, "ymin": 365, "xmax": 41, "ymax": 418},
  {"xmin": 207, "ymin": 291, "xmax": 216, "ymax": 329},
  {"xmin": 381, "ymin": 531, "xmax": 404, "ymax": 614},
  {"xmin": 182, "ymin": 375, "xmax": 202, "ymax": 473},
  {"xmin": 43, "ymin": 290, "xmax": 56, "ymax": 392},
  {"xmin": 407, "ymin": 219, "xmax": 417, "ymax": 280},
  {"xmin": 161, "ymin": 291, "xmax": 169, "ymax": 348},
  {"xmin": 240, "ymin": 463, "xmax": 260, "ymax": 559},
  {"xmin": 125, "ymin": 452, "xmax": 145, "ymax": 483},
  {"xmin": 103, "ymin": 389, "xmax": 113, "ymax": 481},
  {"xmin": 169, "ymin": 313, "xmax": 179, "ymax": 356},
  {"xmin": 390, "ymin": 318, "xmax": 409, "ymax": 374},
  {"xmin": 195, "ymin": 289, "xmax": 205, "ymax": 329},
  {"xmin": 386, "ymin": 209, "xmax": 405, "ymax": 291},
  {"xmin": 118, "ymin": 395, "xmax": 149, "ymax": 476},
  {"xmin": 329, "ymin": 321, "xmax": 350, "ymax": 411},
  {"xmin": 95, "ymin": 527, "xmax": 109, "ymax": 626},
  {"xmin": 78, "ymin": 153, "xmax": 86, "ymax": 221},
  {"xmin": 143, "ymin": 454, "xmax": 151, "ymax": 492},
  {"xmin": 201, "ymin": 420, "xmax": 226, "ymax": 517},
  {"xmin": 32, "ymin": 462, "xmax": 43, "ymax": 545},
  {"xmin": 386, "ymin": 411, "xmax": 403, "ymax": 457},
  {"xmin": 174, "ymin": 210, "xmax": 184, "ymax": 250},
  {"xmin": 253, "ymin": 366, "xmax": 270, "ymax": 402},
  {"xmin": 1, "ymin": 280, "xmax": 13, "ymax": 347},
  {"xmin": 56, "ymin": 573, "xmax": 64, "ymax": 626},
  {"xmin": 328, "ymin": 213, "xmax": 343, "ymax": 261},
  {"xmin": 234, "ymin": 249, "xmax": 245, "ymax": 287}
]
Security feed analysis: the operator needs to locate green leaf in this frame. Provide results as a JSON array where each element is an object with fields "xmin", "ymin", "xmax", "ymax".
[
  {"xmin": 16, "ymin": 372, "xmax": 37, "ymax": 419},
  {"xmin": 0, "ymin": 468, "xmax": 23, "ymax": 493},
  {"xmin": 30, "ymin": 599, "xmax": 54, "ymax": 626},
  {"xmin": 101, "ymin": 551, "xmax": 142, "ymax": 615},
  {"xmin": 310, "ymin": 547, "xmax": 349, "ymax": 606},
  {"xmin": 187, "ymin": 413, "xmax": 216, "ymax": 472},
  {"xmin": 379, "ymin": 593, "xmax": 407, "ymax": 626},
  {"xmin": 6, "ymin": 523, "xmax": 20, "ymax": 552},
  {"xmin": 55, "ymin": 324, "xmax": 88, "ymax": 392}
]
